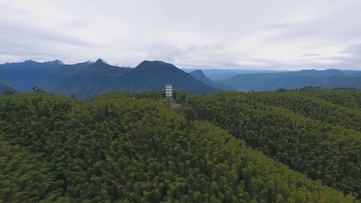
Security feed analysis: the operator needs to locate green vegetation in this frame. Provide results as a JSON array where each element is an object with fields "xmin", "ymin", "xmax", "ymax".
[
  {"xmin": 174, "ymin": 90, "xmax": 361, "ymax": 199},
  {"xmin": 247, "ymin": 91, "xmax": 361, "ymax": 132},
  {"xmin": 300, "ymin": 88, "xmax": 361, "ymax": 110},
  {"xmin": 1, "ymin": 90, "xmax": 361, "ymax": 202}
]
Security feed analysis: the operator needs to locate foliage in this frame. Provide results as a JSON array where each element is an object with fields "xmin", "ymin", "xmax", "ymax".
[
  {"xmin": 0, "ymin": 92, "xmax": 357, "ymax": 202},
  {"xmin": 174, "ymin": 90, "xmax": 361, "ymax": 198}
]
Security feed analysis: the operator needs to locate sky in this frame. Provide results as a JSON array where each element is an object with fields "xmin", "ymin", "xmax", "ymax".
[{"xmin": 0, "ymin": 0, "xmax": 361, "ymax": 70}]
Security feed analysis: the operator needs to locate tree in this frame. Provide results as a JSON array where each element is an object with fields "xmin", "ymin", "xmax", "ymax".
[
  {"xmin": 3, "ymin": 90, "xmax": 14, "ymax": 96},
  {"xmin": 32, "ymin": 86, "xmax": 45, "ymax": 93}
]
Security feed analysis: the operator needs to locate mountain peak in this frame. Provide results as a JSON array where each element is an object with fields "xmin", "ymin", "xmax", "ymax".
[
  {"xmin": 190, "ymin": 70, "xmax": 206, "ymax": 77},
  {"xmin": 47, "ymin": 60, "xmax": 64, "ymax": 65},
  {"xmin": 95, "ymin": 58, "xmax": 106, "ymax": 64},
  {"xmin": 135, "ymin": 60, "xmax": 178, "ymax": 70},
  {"xmin": 24, "ymin": 60, "xmax": 37, "ymax": 64}
]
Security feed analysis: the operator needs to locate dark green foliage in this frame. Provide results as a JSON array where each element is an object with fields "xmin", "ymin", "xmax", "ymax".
[
  {"xmin": 174, "ymin": 91, "xmax": 361, "ymax": 198},
  {"xmin": 300, "ymin": 88, "xmax": 361, "ymax": 110},
  {"xmin": 247, "ymin": 91, "xmax": 361, "ymax": 132},
  {"xmin": 0, "ymin": 92, "xmax": 357, "ymax": 202}
]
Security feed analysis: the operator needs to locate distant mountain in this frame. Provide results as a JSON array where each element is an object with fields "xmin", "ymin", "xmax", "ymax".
[
  {"xmin": 0, "ymin": 84, "xmax": 19, "ymax": 95},
  {"xmin": 0, "ymin": 60, "xmax": 63, "ymax": 92},
  {"xmin": 189, "ymin": 70, "xmax": 235, "ymax": 91},
  {"xmin": 322, "ymin": 75, "xmax": 361, "ymax": 89},
  {"xmin": 40, "ymin": 60, "xmax": 218, "ymax": 99},
  {"xmin": 107, "ymin": 61, "xmax": 219, "ymax": 95},
  {"xmin": 222, "ymin": 69, "xmax": 361, "ymax": 91},
  {"xmin": 0, "ymin": 70, "xmax": 14, "ymax": 87},
  {"xmin": 40, "ymin": 59, "xmax": 131, "ymax": 99},
  {"xmin": 5, "ymin": 58, "xmax": 360, "ymax": 97},
  {"xmin": 183, "ymin": 69, "xmax": 280, "ymax": 81}
]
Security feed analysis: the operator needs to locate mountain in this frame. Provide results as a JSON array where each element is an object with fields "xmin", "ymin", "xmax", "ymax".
[
  {"xmin": 40, "ymin": 60, "xmax": 218, "ymax": 99},
  {"xmin": 189, "ymin": 70, "xmax": 235, "ymax": 91},
  {"xmin": 40, "ymin": 59, "xmax": 131, "ymax": 99},
  {"xmin": 0, "ymin": 84, "xmax": 19, "ymax": 95},
  {"xmin": 0, "ymin": 70, "xmax": 14, "ymax": 87},
  {"xmin": 322, "ymin": 75, "xmax": 361, "ymax": 89},
  {"xmin": 184, "ymin": 69, "xmax": 281, "ymax": 81},
  {"xmin": 222, "ymin": 69, "xmax": 361, "ymax": 91},
  {"xmin": 107, "ymin": 60, "xmax": 219, "ymax": 94},
  {"xmin": 0, "ymin": 60, "xmax": 63, "ymax": 92}
]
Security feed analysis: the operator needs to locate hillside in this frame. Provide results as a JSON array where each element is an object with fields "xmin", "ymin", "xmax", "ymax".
[
  {"xmin": 322, "ymin": 75, "xmax": 361, "ymax": 89},
  {"xmin": 0, "ymin": 60, "xmax": 63, "ymax": 92},
  {"xmin": 300, "ymin": 88, "xmax": 361, "ymax": 110},
  {"xmin": 174, "ymin": 90, "xmax": 361, "ymax": 198},
  {"xmin": 0, "ymin": 92, "xmax": 358, "ymax": 202},
  {"xmin": 189, "ymin": 70, "xmax": 235, "ymax": 91},
  {"xmin": 39, "ymin": 61, "xmax": 94, "ymax": 93},
  {"xmin": 40, "ymin": 59, "xmax": 131, "ymax": 99},
  {"xmin": 0, "ymin": 70, "xmax": 18, "ymax": 89},
  {"xmin": 221, "ymin": 69, "xmax": 361, "ymax": 91},
  {"xmin": 107, "ymin": 61, "xmax": 219, "ymax": 94},
  {"xmin": 0, "ymin": 84, "xmax": 19, "ymax": 95}
]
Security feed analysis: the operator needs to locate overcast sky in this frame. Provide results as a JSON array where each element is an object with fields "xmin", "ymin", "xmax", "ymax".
[{"xmin": 1, "ymin": 0, "xmax": 361, "ymax": 70}]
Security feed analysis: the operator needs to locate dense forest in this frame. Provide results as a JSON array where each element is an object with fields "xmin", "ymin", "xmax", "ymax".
[{"xmin": 1, "ymin": 88, "xmax": 361, "ymax": 202}]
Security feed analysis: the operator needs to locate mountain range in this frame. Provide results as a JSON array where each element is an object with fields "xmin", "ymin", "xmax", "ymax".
[
  {"xmin": 221, "ymin": 69, "xmax": 361, "ymax": 91},
  {"xmin": 1, "ymin": 59, "xmax": 361, "ymax": 98},
  {"xmin": 1, "ymin": 59, "xmax": 221, "ymax": 99}
]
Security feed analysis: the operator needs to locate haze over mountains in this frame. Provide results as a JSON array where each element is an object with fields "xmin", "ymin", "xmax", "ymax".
[
  {"xmin": 221, "ymin": 69, "xmax": 361, "ymax": 91},
  {"xmin": 1, "ymin": 59, "xmax": 361, "ymax": 99}
]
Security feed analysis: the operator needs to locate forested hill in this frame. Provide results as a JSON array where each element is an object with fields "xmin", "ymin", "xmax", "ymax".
[
  {"xmin": 1, "ymin": 91, "xmax": 359, "ymax": 202},
  {"xmin": 173, "ymin": 88, "xmax": 361, "ymax": 199}
]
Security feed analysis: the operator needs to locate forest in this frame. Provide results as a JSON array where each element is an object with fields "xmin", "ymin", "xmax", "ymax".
[{"xmin": 1, "ymin": 88, "xmax": 361, "ymax": 202}]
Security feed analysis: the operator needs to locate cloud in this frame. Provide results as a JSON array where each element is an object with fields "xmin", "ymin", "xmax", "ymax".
[
  {"xmin": 0, "ymin": 0, "xmax": 360, "ymax": 70},
  {"xmin": 261, "ymin": 22, "xmax": 300, "ymax": 30}
]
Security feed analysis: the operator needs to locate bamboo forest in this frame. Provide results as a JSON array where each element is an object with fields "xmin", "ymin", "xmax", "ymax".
[{"xmin": 1, "ymin": 88, "xmax": 361, "ymax": 203}]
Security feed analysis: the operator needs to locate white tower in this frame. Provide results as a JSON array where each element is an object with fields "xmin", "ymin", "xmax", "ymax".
[{"xmin": 165, "ymin": 83, "xmax": 173, "ymax": 99}]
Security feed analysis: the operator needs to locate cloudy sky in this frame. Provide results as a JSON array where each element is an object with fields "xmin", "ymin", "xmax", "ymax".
[{"xmin": 0, "ymin": 0, "xmax": 361, "ymax": 70}]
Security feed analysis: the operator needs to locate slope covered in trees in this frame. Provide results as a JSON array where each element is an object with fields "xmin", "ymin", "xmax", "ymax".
[
  {"xmin": 246, "ymin": 91, "xmax": 361, "ymax": 132},
  {"xmin": 174, "ymin": 90, "xmax": 361, "ymax": 198},
  {"xmin": 0, "ymin": 92, "xmax": 357, "ymax": 202},
  {"xmin": 299, "ymin": 88, "xmax": 361, "ymax": 111}
]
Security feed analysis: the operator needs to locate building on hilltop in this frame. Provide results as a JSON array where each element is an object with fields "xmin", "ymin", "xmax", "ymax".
[
  {"xmin": 165, "ymin": 82, "xmax": 181, "ymax": 110},
  {"xmin": 165, "ymin": 83, "xmax": 173, "ymax": 99}
]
